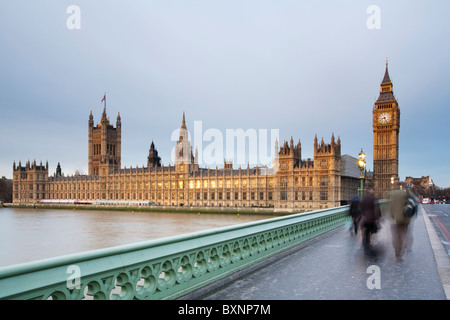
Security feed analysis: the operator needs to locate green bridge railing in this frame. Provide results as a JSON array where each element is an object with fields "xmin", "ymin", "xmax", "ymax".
[{"xmin": 0, "ymin": 205, "xmax": 355, "ymax": 300}]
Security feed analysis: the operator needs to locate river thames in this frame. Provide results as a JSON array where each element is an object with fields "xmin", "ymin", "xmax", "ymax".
[{"xmin": 0, "ymin": 207, "xmax": 271, "ymax": 267}]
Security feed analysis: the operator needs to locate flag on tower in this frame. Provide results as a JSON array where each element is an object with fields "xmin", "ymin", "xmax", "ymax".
[{"xmin": 101, "ymin": 93, "xmax": 106, "ymax": 109}]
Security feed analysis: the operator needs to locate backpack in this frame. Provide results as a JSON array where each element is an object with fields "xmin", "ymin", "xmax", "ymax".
[{"xmin": 403, "ymin": 193, "xmax": 418, "ymax": 218}]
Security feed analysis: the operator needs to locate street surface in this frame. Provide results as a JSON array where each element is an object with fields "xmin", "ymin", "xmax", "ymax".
[
  {"xmin": 423, "ymin": 204, "xmax": 450, "ymax": 258},
  {"xmin": 200, "ymin": 206, "xmax": 447, "ymax": 300}
]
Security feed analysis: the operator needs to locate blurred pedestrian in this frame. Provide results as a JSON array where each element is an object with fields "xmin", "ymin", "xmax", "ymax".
[
  {"xmin": 388, "ymin": 179, "xmax": 413, "ymax": 260},
  {"xmin": 360, "ymin": 186, "xmax": 381, "ymax": 253},
  {"xmin": 405, "ymin": 188, "xmax": 419, "ymax": 252},
  {"xmin": 348, "ymin": 195, "xmax": 361, "ymax": 235}
]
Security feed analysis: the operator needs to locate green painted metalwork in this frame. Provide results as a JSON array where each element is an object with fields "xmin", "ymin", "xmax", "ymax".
[{"xmin": 0, "ymin": 205, "xmax": 362, "ymax": 300}]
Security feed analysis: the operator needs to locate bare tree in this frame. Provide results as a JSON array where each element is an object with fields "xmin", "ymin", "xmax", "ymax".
[{"xmin": 0, "ymin": 179, "xmax": 12, "ymax": 203}]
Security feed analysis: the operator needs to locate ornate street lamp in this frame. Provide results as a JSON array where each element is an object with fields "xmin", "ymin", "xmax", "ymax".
[{"xmin": 358, "ymin": 148, "xmax": 366, "ymax": 199}]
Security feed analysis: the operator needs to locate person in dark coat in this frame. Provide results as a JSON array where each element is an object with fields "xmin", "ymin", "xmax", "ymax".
[
  {"xmin": 348, "ymin": 195, "xmax": 361, "ymax": 235},
  {"xmin": 359, "ymin": 186, "xmax": 381, "ymax": 252}
]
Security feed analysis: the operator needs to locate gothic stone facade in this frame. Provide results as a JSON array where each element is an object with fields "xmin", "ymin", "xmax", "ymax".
[
  {"xmin": 13, "ymin": 111, "xmax": 360, "ymax": 210},
  {"xmin": 372, "ymin": 62, "xmax": 400, "ymax": 199}
]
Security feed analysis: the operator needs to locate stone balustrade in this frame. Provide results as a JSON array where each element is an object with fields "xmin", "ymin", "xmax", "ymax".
[{"xmin": 0, "ymin": 205, "xmax": 362, "ymax": 300}]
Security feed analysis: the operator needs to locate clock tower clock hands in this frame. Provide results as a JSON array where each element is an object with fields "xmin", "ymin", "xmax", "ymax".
[{"xmin": 378, "ymin": 112, "xmax": 391, "ymax": 124}]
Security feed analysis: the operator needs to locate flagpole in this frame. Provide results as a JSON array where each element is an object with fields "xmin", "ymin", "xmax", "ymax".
[{"xmin": 104, "ymin": 92, "xmax": 106, "ymax": 109}]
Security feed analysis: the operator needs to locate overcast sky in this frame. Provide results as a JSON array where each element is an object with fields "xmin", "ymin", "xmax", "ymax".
[{"xmin": 1, "ymin": 1, "xmax": 449, "ymax": 188}]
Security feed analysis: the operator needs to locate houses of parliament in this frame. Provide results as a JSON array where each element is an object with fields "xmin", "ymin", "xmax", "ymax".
[{"xmin": 12, "ymin": 64, "xmax": 399, "ymax": 209}]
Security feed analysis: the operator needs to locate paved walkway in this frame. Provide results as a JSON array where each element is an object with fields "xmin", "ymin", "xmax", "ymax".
[{"xmin": 201, "ymin": 205, "xmax": 450, "ymax": 300}]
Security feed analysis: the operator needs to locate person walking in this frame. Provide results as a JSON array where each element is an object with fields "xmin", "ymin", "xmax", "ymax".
[
  {"xmin": 360, "ymin": 186, "xmax": 381, "ymax": 253},
  {"xmin": 348, "ymin": 195, "xmax": 361, "ymax": 235},
  {"xmin": 404, "ymin": 188, "xmax": 419, "ymax": 252},
  {"xmin": 389, "ymin": 180, "xmax": 414, "ymax": 260}
]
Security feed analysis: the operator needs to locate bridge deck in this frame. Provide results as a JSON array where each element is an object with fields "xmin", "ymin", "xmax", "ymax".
[{"xmin": 199, "ymin": 206, "xmax": 450, "ymax": 300}]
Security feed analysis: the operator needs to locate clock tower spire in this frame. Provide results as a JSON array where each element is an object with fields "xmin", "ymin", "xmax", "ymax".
[{"xmin": 373, "ymin": 61, "xmax": 400, "ymax": 199}]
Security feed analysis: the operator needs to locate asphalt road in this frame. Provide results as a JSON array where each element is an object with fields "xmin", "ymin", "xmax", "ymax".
[{"xmin": 423, "ymin": 204, "xmax": 450, "ymax": 258}]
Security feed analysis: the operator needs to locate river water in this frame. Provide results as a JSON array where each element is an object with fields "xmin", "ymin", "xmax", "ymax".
[{"xmin": 0, "ymin": 207, "xmax": 271, "ymax": 268}]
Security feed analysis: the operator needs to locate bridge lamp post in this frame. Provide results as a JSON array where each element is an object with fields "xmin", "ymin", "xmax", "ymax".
[{"xmin": 358, "ymin": 149, "xmax": 366, "ymax": 199}]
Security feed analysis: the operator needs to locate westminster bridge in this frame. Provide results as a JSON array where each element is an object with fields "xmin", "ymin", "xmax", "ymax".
[{"xmin": 0, "ymin": 203, "xmax": 449, "ymax": 300}]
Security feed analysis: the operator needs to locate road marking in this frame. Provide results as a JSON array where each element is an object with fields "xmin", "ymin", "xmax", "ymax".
[{"xmin": 431, "ymin": 216, "xmax": 450, "ymax": 243}]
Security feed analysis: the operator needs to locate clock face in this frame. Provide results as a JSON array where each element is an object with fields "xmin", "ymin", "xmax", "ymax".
[{"xmin": 378, "ymin": 112, "xmax": 391, "ymax": 124}]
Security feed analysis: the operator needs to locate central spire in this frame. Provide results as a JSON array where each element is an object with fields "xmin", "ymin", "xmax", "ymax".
[
  {"xmin": 381, "ymin": 59, "xmax": 391, "ymax": 84},
  {"xmin": 376, "ymin": 61, "xmax": 395, "ymax": 103},
  {"xmin": 181, "ymin": 111, "xmax": 186, "ymax": 129}
]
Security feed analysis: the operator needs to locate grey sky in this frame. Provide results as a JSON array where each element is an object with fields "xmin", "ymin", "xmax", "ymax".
[{"xmin": 1, "ymin": 1, "xmax": 449, "ymax": 188}]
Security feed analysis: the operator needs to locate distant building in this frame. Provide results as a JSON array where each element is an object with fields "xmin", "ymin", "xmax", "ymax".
[
  {"xmin": 340, "ymin": 155, "xmax": 362, "ymax": 202},
  {"xmin": 404, "ymin": 176, "xmax": 435, "ymax": 189},
  {"xmin": 12, "ymin": 110, "xmax": 361, "ymax": 211}
]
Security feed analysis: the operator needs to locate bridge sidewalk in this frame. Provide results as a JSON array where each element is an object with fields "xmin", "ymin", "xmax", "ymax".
[{"xmin": 199, "ymin": 205, "xmax": 450, "ymax": 300}]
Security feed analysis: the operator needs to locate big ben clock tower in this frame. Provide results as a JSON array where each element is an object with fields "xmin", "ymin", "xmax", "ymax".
[{"xmin": 373, "ymin": 61, "xmax": 400, "ymax": 199}]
